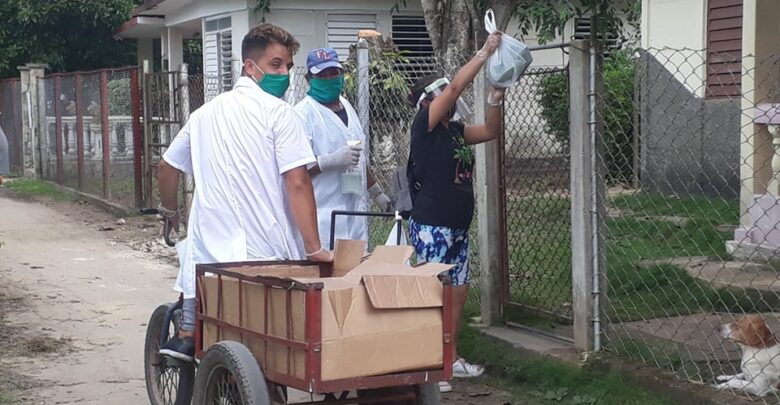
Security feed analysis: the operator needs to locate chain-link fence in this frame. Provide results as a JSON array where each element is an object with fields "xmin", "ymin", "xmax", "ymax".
[
  {"xmin": 0, "ymin": 78, "xmax": 23, "ymax": 175},
  {"xmin": 591, "ymin": 46, "xmax": 780, "ymax": 401},
  {"xmin": 38, "ymin": 67, "xmax": 141, "ymax": 208},
  {"xmin": 500, "ymin": 40, "xmax": 780, "ymax": 401},
  {"xmin": 502, "ymin": 62, "xmax": 573, "ymax": 329}
]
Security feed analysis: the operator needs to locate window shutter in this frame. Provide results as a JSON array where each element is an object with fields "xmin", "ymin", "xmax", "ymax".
[
  {"xmin": 327, "ymin": 14, "xmax": 377, "ymax": 61},
  {"xmin": 706, "ymin": 0, "xmax": 743, "ymax": 98}
]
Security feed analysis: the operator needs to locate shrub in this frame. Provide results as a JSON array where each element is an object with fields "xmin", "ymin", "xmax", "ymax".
[{"xmin": 537, "ymin": 50, "xmax": 636, "ymax": 184}]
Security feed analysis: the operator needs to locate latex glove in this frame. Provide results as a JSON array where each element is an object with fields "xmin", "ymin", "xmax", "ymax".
[
  {"xmin": 317, "ymin": 144, "xmax": 362, "ymax": 172},
  {"xmin": 487, "ymin": 86, "xmax": 507, "ymax": 106},
  {"xmin": 479, "ymin": 31, "xmax": 503, "ymax": 58},
  {"xmin": 368, "ymin": 183, "xmax": 392, "ymax": 212},
  {"xmin": 306, "ymin": 247, "xmax": 334, "ymax": 263}
]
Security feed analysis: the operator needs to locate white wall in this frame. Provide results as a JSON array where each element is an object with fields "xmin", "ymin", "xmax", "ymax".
[
  {"xmin": 166, "ymin": 0, "xmax": 246, "ymax": 27},
  {"xmin": 641, "ymin": 0, "xmax": 707, "ymax": 97},
  {"xmin": 265, "ymin": 0, "xmax": 423, "ymax": 67}
]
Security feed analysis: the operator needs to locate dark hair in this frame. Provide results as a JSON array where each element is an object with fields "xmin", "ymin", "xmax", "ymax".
[
  {"xmin": 241, "ymin": 23, "xmax": 300, "ymax": 62},
  {"xmin": 408, "ymin": 75, "xmax": 440, "ymax": 107}
]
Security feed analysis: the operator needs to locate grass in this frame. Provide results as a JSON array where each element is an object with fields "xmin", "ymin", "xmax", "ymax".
[
  {"xmin": 507, "ymin": 192, "xmax": 746, "ymax": 323},
  {"xmin": 3, "ymin": 179, "xmax": 72, "ymax": 200},
  {"xmin": 458, "ymin": 324, "xmax": 675, "ymax": 405}
]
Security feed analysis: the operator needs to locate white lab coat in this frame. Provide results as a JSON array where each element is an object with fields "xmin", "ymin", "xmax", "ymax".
[
  {"xmin": 295, "ymin": 96, "xmax": 368, "ymax": 249},
  {"xmin": 164, "ymin": 77, "xmax": 316, "ymax": 299}
]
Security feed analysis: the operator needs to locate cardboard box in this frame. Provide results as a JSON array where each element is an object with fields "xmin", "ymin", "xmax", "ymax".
[{"xmin": 199, "ymin": 242, "xmax": 451, "ymax": 382}]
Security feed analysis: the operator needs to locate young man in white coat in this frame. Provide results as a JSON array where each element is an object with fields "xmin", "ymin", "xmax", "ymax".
[
  {"xmin": 294, "ymin": 48, "xmax": 391, "ymax": 249},
  {"xmin": 155, "ymin": 24, "xmax": 332, "ymax": 362}
]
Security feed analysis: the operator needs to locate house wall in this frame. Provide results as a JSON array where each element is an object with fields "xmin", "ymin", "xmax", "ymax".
[
  {"xmin": 265, "ymin": 0, "xmax": 423, "ymax": 67},
  {"xmin": 641, "ymin": 0, "xmax": 707, "ymax": 97},
  {"xmin": 639, "ymin": 49, "xmax": 741, "ymax": 199},
  {"xmin": 638, "ymin": 0, "xmax": 750, "ymax": 199}
]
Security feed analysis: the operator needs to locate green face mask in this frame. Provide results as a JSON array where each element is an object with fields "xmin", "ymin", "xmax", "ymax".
[
  {"xmin": 308, "ymin": 76, "xmax": 344, "ymax": 103},
  {"xmin": 257, "ymin": 73, "xmax": 290, "ymax": 98}
]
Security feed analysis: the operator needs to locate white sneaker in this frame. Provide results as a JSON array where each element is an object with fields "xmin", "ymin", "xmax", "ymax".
[
  {"xmin": 438, "ymin": 381, "xmax": 453, "ymax": 393},
  {"xmin": 452, "ymin": 357, "xmax": 484, "ymax": 378}
]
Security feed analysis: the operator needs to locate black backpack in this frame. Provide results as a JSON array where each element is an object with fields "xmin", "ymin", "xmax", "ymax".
[{"xmin": 390, "ymin": 157, "xmax": 420, "ymax": 219}]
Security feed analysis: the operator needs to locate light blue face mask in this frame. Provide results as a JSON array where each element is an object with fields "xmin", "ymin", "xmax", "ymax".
[{"xmin": 249, "ymin": 60, "xmax": 290, "ymax": 98}]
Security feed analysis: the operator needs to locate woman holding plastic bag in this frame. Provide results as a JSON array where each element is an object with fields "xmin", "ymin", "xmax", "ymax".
[{"xmin": 406, "ymin": 29, "xmax": 506, "ymax": 392}]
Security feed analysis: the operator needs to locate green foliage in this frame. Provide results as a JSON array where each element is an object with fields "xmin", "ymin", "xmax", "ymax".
[
  {"xmin": 513, "ymin": 0, "xmax": 641, "ymax": 45},
  {"xmin": 0, "ymin": 0, "xmax": 139, "ymax": 79},
  {"xmin": 108, "ymin": 78, "xmax": 131, "ymax": 115},
  {"xmin": 253, "ymin": 0, "xmax": 273, "ymax": 22},
  {"xmin": 537, "ymin": 50, "xmax": 637, "ymax": 184},
  {"xmin": 343, "ymin": 49, "xmax": 412, "ymax": 124}
]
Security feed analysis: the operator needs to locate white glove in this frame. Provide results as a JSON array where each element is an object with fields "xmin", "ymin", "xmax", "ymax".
[
  {"xmin": 317, "ymin": 144, "xmax": 362, "ymax": 172},
  {"xmin": 369, "ymin": 183, "xmax": 392, "ymax": 212}
]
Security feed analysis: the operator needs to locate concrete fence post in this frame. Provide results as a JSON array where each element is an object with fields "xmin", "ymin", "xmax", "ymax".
[
  {"xmin": 475, "ymin": 71, "xmax": 504, "ymax": 324},
  {"xmin": 569, "ymin": 39, "xmax": 606, "ymax": 352},
  {"xmin": 18, "ymin": 63, "xmax": 47, "ymax": 178}
]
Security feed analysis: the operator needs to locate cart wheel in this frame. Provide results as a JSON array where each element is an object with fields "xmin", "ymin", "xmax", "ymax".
[
  {"xmin": 192, "ymin": 341, "xmax": 271, "ymax": 404},
  {"xmin": 144, "ymin": 303, "xmax": 195, "ymax": 405},
  {"xmin": 357, "ymin": 383, "xmax": 440, "ymax": 404},
  {"xmin": 414, "ymin": 383, "xmax": 440, "ymax": 404}
]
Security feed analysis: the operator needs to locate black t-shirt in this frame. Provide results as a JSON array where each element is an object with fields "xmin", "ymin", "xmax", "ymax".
[
  {"xmin": 335, "ymin": 108, "xmax": 348, "ymax": 126},
  {"xmin": 408, "ymin": 107, "xmax": 474, "ymax": 229}
]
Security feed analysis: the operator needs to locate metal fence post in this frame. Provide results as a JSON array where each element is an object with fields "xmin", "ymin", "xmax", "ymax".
[
  {"xmin": 100, "ymin": 70, "xmax": 111, "ymax": 199},
  {"xmin": 179, "ymin": 63, "xmax": 194, "ymax": 216},
  {"xmin": 54, "ymin": 76, "xmax": 64, "ymax": 184},
  {"xmin": 356, "ymin": 38, "xmax": 370, "ymax": 138},
  {"xmin": 74, "ymin": 73, "xmax": 85, "ymax": 190},
  {"xmin": 570, "ymin": 39, "xmax": 597, "ymax": 352}
]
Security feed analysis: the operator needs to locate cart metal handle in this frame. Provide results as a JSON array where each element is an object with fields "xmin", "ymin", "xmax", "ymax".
[{"xmin": 329, "ymin": 210, "xmax": 403, "ymax": 250}]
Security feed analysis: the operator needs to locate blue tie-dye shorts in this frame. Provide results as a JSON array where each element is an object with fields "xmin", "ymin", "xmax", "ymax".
[{"xmin": 409, "ymin": 218, "xmax": 470, "ymax": 286}]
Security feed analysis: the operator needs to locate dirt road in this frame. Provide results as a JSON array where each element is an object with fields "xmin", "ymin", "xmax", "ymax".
[
  {"xmin": 0, "ymin": 194, "xmax": 178, "ymax": 404},
  {"xmin": 0, "ymin": 192, "xmax": 512, "ymax": 405}
]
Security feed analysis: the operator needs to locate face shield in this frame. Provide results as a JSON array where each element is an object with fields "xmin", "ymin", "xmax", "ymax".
[{"xmin": 415, "ymin": 77, "xmax": 472, "ymax": 122}]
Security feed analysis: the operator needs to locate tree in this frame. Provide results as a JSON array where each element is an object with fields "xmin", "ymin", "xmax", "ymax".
[
  {"xmin": 396, "ymin": 0, "xmax": 640, "ymax": 72},
  {"xmin": 0, "ymin": 0, "xmax": 140, "ymax": 79}
]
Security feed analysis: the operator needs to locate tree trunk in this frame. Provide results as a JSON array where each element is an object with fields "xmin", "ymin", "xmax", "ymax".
[{"xmin": 420, "ymin": 0, "xmax": 517, "ymax": 74}]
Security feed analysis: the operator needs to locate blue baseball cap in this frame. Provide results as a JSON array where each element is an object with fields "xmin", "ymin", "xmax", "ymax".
[{"xmin": 306, "ymin": 47, "xmax": 343, "ymax": 74}]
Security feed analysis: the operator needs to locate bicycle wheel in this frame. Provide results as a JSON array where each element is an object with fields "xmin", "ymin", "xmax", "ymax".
[
  {"xmin": 144, "ymin": 302, "xmax": 195, "ymax": 405},
  {"xmin": 192, "ymin": 341, "xmax": 270, "ymax": 405}
]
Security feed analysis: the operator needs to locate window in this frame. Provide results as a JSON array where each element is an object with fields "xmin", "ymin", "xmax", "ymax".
[
  {"xmin": 706, "ymin": 0, "xmax": 743, "ymax": 98},
  {"xmin": 204, "ymin": 16, "xmax": 233, "ymax": 97},
  {"xmin": 392, "ymin": 15, "xmax": 436, "ymax": 82},
  {"xmin": 392, "ymin": 15, "xmax": 434, "ymax": 59},
  {"xmin": 327, "ymin": 14, "xmax": 377, "ymax": 61},
  {"xmin": 572, "ymin": 17, "xmax": 621, "ymax": 54}
]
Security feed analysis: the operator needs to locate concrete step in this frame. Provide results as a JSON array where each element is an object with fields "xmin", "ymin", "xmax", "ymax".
[{"xmin": 640, "ymin": 256, "xmax": 780, "ymax": 295}]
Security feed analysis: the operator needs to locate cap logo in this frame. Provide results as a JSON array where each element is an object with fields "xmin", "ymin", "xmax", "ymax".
[{"xmin": 316, "ymin": 49, "xmax": 329, "ymax": 60}]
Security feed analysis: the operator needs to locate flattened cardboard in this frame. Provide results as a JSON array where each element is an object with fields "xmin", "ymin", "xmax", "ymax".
[
  {"xmin": 368, "ymin": 245, "xmax": 415, "ymax": 264},
  {"xmin": 363, "ymin": 275, "xmax": 443, "ymax": 309},
  {"xmin": 332, "ymin": 239, "xmax": 366, "ymax": 277}
]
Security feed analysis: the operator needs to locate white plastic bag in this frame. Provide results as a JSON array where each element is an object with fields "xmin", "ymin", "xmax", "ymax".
[
  {"xmin": 385, "ymin": 219, "xmax": 408, "ymax": 246},
  {"xmin": 484, "ymin": 9, "xmax": 533, "ymax": 88}
]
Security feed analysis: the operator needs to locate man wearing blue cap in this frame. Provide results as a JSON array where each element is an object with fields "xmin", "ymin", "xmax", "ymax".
[{"xmin": 295, "ymin": 47, "xmax": 391, "ymax": 249}]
